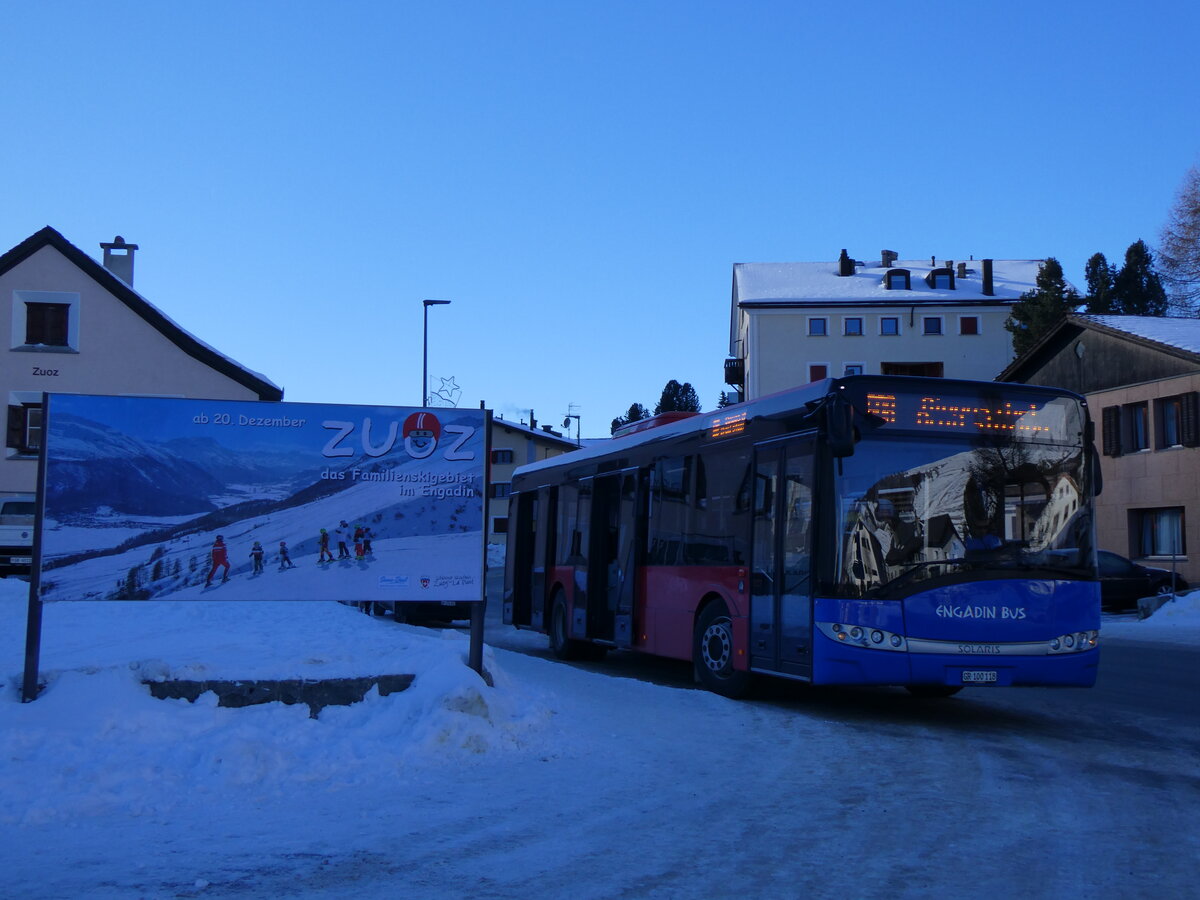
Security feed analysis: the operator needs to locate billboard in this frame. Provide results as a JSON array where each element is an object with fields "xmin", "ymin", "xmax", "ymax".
[{"xmin": 36, "ymin": 395, "xmax": 488, "ymax": 604}]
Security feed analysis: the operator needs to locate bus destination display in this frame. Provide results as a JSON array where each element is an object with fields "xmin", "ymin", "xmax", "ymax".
[{"xmin": 864, "ymin": 392, "xmax": 1053, "ymax": 436}]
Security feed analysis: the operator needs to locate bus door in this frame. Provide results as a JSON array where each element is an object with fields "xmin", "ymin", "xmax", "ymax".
[
  {"xmin": 505, "ymin": 486, "xmax": 556, "ymax": 629},
  {"xmin": 587, "ymin": 468, "xmax": 643, "ymax": 645},
  {"xmin": 749, "ymin": 436, "xmax": 816, "ymax": 678}
]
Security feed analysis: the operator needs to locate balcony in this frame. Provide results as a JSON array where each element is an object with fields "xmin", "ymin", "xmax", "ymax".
[{"xmin": 724, "ymin": 357, "xmax": 745, "ymax": 387}]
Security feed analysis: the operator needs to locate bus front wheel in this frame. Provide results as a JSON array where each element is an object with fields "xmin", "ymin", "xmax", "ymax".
[
  {"xmin": 549, "ymin": 592, "xmax": 592, "ymax": 661},
  {"xmin": 693, "ymin": 602, "xmax": 752, "ymax": 698}
]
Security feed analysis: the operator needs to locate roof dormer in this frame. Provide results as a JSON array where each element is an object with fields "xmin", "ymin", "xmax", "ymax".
[
  {"xmin": 884, "ymin": 268, "xmax": 911, "ymax": 290},
  {"xmin": 925, "ymin": 267, "xmax": 955, "ymax": 290}
]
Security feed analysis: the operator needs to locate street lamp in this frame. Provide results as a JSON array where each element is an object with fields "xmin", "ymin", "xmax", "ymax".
[{"xmin": 422, "ymin": 299, "xmax": 451, "ymax": 406}]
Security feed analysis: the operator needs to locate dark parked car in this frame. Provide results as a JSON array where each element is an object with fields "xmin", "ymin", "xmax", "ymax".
[{"xmin": 1098, "ymin": 550, "xmax": 1188, "ymax": 611}]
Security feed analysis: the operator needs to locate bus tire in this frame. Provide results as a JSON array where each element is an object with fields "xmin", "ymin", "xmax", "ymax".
[
  {"xmin": 693, "ymin": 601, "xmax": 752, "ymax": 698},
  {"xmin": 906, "ymin": 685, "xmax": 963, "ymax": 698},
  {"xmin": 549, "ymin": 592, "xmax": 588, "ymax": 661}
]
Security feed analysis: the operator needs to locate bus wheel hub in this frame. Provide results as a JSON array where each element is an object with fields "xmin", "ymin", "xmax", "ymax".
[{"xmin": 702, "ymin": 619, "xmax": 732, "ymax": 673}]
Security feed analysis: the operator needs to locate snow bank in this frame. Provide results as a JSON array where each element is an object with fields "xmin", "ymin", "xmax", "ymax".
[
  {"xmin": 0, "ymin": 579, "xmax": 551, "ymax": 827},
  {"xmin": 1101, "ymin": 589, "xmax": 1200, "ymax": 645}
]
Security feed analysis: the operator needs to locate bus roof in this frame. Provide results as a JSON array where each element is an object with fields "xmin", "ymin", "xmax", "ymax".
[{"xmin": 513, "ymin": 375, "xmax": 1085, "ymax": 481}]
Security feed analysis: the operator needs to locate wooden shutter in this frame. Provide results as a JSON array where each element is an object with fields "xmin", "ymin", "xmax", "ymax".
[
  {"xmin": 1180, "ymin": 392, "xmax": 1200, "ymax": 447},
  {"xmin": 6, "ymin": 405, "xmax": 24, "ymax": 449},
  {"xmin": 1101, "ymin": 405, "xmax": 1122, "ymax": 456}
]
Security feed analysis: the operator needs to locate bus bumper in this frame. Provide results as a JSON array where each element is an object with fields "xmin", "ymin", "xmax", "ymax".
[{"xmin": 812, "ymin": 635, "xmax": 1099, "ymax": 688}]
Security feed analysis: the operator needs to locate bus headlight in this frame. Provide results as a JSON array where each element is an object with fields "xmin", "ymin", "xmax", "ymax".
[
  {"xmin": 1048, "ymin": 631, "xmax": 1099, "ymax": 654},
  {"xmin": 817, "ymin": 622, "xmax": 907, "ymax": 652}
]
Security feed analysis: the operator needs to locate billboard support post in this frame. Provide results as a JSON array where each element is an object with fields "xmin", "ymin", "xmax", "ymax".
[{"xmin": 21, "ymin": 392, "xmax": 49, "ymax": 702}]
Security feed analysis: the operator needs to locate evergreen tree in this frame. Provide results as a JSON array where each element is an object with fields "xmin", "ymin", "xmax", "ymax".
[
  {"xmin": 1005, "ymin": 257, "xmax": 1080, "ymax": 357},
  {"xmin": 1112, "ymin": 239, "xmax": 1168, "ymax": 316},
  {"xmin": 1083, "ymin": 252, "xmax": 1116, "ymax": 314},
  {"xmin": 717, "ymin": 391, "xmax": 734, "ymax": 408},
  {"xmin": 610, "ymin": 402, "xmax": 649, "ymax": 435},
  {"xmin": 654, "ymin": 380, "xmax": 701, "ymax": 415},
  {"xmin": 1159, "ymin": 165, "xmax": 1200, "ymax": 311}
]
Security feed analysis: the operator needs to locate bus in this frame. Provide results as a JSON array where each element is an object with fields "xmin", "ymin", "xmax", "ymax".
[{"xmin": 502, "ymin": 375, "xmax": 1101, "ymax": 697}]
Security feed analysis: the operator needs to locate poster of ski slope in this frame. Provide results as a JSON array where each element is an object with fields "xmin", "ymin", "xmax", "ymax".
[{"xmin": 36, "ymin": 395, "xmax": 488, "ymax": 605}]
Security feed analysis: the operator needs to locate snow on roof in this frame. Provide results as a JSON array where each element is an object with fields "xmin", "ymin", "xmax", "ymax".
[
  {"xmin": 733, "ymin": 259, "xmax": 1049, "ymax": 304},
  {"xmin": 1078, "ymin": 315, "xmax": 1200, "ymax": 357}
]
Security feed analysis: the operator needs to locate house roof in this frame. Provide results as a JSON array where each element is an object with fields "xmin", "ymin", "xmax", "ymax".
[
  {"xmin": 732, "ymin": 258, "xmax": 1047, "ymax": 306},
  {"xmin": 997, "ymin": 314, "xmax": 1200, "ymax": 383},
  {"xmin": 0, "ymin": 226, "xmax": 282, "ymax": 401},
  {"xmin": 492, "ymin": 416, "xmax": 580, "ymax": 450},
  {"xmin": 1078, "ymin": 315, "xmax": 1200, "ymax": 357}
]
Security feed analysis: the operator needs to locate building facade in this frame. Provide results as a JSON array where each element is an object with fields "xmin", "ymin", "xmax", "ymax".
[
  {"xmin": 999, "ymin": 314, "xmax": 1200, "ymax": 585},
  {"xmin": 1, "ymin": 227, "xmax": 281, "ymax": 499},
  {"xmin": 726, "ymin": 251, "xmax": 1050, "ymax": 400},
  {"xmin": 487, "ymin": 415, "xmax": 578, "ymax": 545}
]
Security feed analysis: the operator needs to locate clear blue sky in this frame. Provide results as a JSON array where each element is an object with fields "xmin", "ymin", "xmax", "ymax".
[{"xmin": 5, "ymin": 2, "xmax": 1199, "ymax": 437}]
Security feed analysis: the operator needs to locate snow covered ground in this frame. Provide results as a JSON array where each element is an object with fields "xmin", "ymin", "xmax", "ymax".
[{"xmin": 1, "ymin": 579, "xmax": 1197, "ymax": 898}]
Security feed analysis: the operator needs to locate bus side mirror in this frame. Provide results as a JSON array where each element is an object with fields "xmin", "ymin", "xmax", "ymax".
[{"xmin": 827, "ymin": 395, "xmax": 856, "ymax": 458}]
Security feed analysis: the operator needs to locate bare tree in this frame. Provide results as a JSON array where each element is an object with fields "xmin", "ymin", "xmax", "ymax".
[{"xmin": 1159, "ymin": 165, "xmax": 1200, "ymax": 312}]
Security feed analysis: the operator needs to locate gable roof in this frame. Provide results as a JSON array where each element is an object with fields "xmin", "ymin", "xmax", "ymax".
[
  {"xmin": 0, "ymin": 226, "xmax": 282, "ymax": 400},
  {"xmin": 997, "ymin": 314, "xmax": 1200, "ymax": 383},
  {"xmin": 492, "ymin": 416, "xmax": 580, "ymax": 451}
]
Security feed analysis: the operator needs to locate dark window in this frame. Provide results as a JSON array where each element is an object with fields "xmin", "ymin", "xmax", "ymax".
[
  {"xmin": 1158, "ymin": 396, "xmax": 1183, "ymax": 448},
  {"xmin": 880, "ymin": 317, "xmax": 900, "ymax": 336},
  {"xmin": 491, "ymin": 449, "xmax": 514, "ymax": 464},
  {"xmin": 808, "ymin": 364, "xmax": 828, "ymax": 382},
  {"xmin": 844, "ymin": 317, "xmax": 863, "ymax": 336},
  {"xmin": 6, "ymin": 404, "xmax": 42, "ymax": 455},
  {"xmin": 1125, "ymin": 402, "xmax": 1149, "ymax": 451},
  {"xmin": 808, "ymin": 318, "xmax": 827, "ymax": 336},
  {"xmin": 24, "ymin": 302, "xmax": 69, "ymax": 346},
  {"xmin": 959, "ymin": 316, "xmax": 979, "ymax": 335},
  {"xmin": 885, "ymin": 271, "xmax": 910, "ymax": 290},
  {"xmin": 490, "ymin": 482, "xmax": 512, "ymax": 499},
  {"xmin": 492, "ymin": 517, "xmax": 509, "ymax": 535},
  {"xmin": 1134, "ymin": 507, "xmax": 1184, "ymax": 557},
  {"xmin": 922, "ymin": 317, "xmax": 943, "ymax": 335}
]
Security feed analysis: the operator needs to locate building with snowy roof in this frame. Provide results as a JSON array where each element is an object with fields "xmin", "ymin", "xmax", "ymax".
[
  {"xmin": 726, "ymin": 251, "xmax": 1051, "ymax": 400},
  {"xmin": 1, "ymin": 226, "xmax": 282, "ymax": 501},
  {"xmin": 1000, "ymin": 314, "xmax": 1200, "ymax": 589},
  {"xmin": 487, "ymin": 413, "xmax": 579, "ymax": 545}
]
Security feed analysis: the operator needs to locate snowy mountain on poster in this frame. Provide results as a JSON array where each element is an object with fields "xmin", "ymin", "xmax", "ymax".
[{"xmin": 37, "ymin": 396, "xmax": 487, "ymax": 606}]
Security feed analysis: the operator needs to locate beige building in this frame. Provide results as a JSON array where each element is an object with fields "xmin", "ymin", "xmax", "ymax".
[
  {"xmin": 726, "ymin": 251, "xmax": 1051, "ymax": 400},
  {"xmin": 1000, "ymin": 314, "xmax": 1200, "ymax": 585},
  {"xmin": 1, "ymin": 227, "xmax": 281, "ymax": 499},
  {"xmin": 487, "ymin": 414, "xmax": 578, "ymax": 545}
]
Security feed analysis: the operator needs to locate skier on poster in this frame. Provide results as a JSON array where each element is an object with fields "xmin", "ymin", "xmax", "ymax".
[
  {"xmin": 353, "ymin": 524, "xmax": 366, "ymax": 560},
  {"xmin": 205, "ymin": 535, "xmax": 231, "ymax": 586},
  {"xmin": 317, "ymin": 528, "xmax": 335, "ymax": 563},
  {"xmin": 335, "ymin": 520, "xmax": 351, "ymax": 559},
  {"xmin": 278, "ymin": 540, "xmax": 296, "ymax": 570},
  {"xmin": 249, "ymin": 540, "xmax": 265, "ymax": 575}
]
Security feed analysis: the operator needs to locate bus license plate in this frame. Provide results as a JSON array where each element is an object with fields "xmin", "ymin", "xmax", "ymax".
[
  {"xmin": 440, "ymin": 600, "xmax": 457, "ymax": 606},
  {"xmin": 962, "ymin": 670, "xmax": 998, "ymax": 683}
]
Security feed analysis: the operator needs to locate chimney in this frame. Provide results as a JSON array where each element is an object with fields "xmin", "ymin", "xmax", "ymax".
[
  {"xmin": 837, "ymin": 248, "xmax": 854, "ymax": 277},
  {"xmin": 881, "ymin": 249, "xmax": 898, "ymax": 268},
  {"xmin": 956, "ymin": 262, "xmax": 967, "ymax": 278},
  {"xmin": 100, "ymin": 236, "xmax": 138, "ymax": 285},
  {"xmin": 982, "ymin": 259, "xmax": 994, "ymax": 296},
  {"xmin": 529, "ymin": 409, "xmax": 537, "ymax": 431}
]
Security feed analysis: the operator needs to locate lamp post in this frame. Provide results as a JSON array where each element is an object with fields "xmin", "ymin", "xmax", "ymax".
[{"xmin": 422, "ymin": 299, "xmax": 451, "ymax": 406}]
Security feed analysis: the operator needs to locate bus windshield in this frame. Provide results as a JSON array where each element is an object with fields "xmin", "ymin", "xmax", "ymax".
[{"xmin": 835, "ymin": 431, "xmax": 1094, "ymax": 598}]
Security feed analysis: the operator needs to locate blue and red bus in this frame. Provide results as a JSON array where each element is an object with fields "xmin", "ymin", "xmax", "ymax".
[{"xmin": 502, "ymin": 375, "xmax": 1101, "ymax": 697}]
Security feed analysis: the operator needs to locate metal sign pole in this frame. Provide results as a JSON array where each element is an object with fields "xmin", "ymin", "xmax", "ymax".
[{"xmin": 21, "ymin": 392, "xmax": 50, "ymax": 702}]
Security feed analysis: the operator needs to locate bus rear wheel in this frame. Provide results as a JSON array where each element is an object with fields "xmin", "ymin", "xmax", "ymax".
[{"xmin": 693, "ymin": 602, "xmax": 752, "ymax": 698}]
